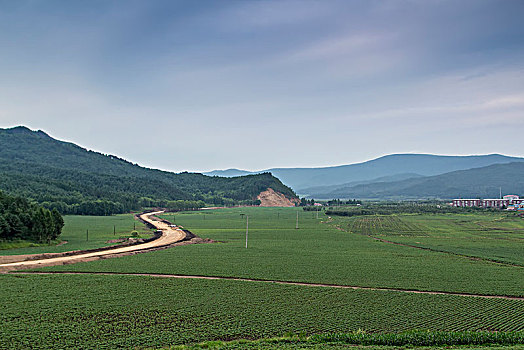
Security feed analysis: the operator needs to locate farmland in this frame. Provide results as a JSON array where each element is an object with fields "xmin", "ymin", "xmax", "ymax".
[
  {"xmin": 2, "ymin": 207, "xmax": 524, "ymax": 349},
  {"xmin": 1, "ymin": 274, "xmax": 524, "ymax": 349},
  {"xmin": 42, "ymin": 208, "xmax": 524, "ymax": 296},
  {"xmin": 332, "ymin": 213, "xmax": 524, "ymax": 266}
]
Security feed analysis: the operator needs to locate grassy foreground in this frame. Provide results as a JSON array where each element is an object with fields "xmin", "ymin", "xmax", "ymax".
[
  {"xmin": 168, "ymin": 333, "xmax": 524, "ymax": 349},
  {"xmin": 1, "ymin": 274, "xmax": 524, "ymax": 349}
]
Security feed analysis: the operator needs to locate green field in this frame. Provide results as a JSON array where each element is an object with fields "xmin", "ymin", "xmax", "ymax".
[
  {"xmin": 2, "ymin": 207, "xmax": 524, "ymax": 349},
  {"xmin": 1, "ymin": 274, "xmax": 523, "ymax": 349},
  {"xmin": 333, "ymin": 213, "xmax": 524, "ymax": 266},
  {"xmin": 0, "ymin": 214, "xmax": 149, "ymax": 255},
  {"xmin": 42, "ymin": 208, "xmax": 524, "ymax": 296}
]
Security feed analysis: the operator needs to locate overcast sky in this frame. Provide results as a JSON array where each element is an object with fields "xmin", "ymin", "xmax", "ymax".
[{"xmin": 1, "ymin": 0, "xmax": 523, "ymax": 172}]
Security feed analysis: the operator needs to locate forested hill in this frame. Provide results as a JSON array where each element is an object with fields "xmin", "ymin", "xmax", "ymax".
[{"xmin": 0, "ymin": 126, "xmax": 297, "ymax": 215}]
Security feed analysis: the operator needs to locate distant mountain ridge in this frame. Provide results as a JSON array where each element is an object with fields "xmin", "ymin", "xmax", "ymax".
[
  {"xmin": 306, "ymin": 162, "xmax": 524, "ymax": 200},
  {"xmin": 205, "ymin": 153, "xmax": 524, "ymax": 190}
]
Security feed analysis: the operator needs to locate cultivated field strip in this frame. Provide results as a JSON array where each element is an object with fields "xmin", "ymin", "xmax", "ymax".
[
  {"xmin": 338, "ymin": 214, "xmax": 524, "ymax": 267},
  {"xmin": 1, "ymin": 274, "xmax": 523, "ymax": 349},
  {"xmin": 16, "ymin": 271, "xmax": 524, "ymax": 301}
]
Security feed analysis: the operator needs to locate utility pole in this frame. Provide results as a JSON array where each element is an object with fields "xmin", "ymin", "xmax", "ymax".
[
  {"xmin": 296, "ymin": 211, "xmax": 299, "ymax": 229},
  {"xmin": 500, "ymin": 187, "xmax": 502, "ymax": 199},
  {"xmin": 245, "ymin": 215, "xmax": 249, "ymax": 249}
]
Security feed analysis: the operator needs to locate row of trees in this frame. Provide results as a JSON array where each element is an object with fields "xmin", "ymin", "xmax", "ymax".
[
  {"xmin": 325, "ymin": 202, "xmax": 501, "ymax": 217},
  {"xmin": 326, "ymin": 199, "xmax": 362, "ymax": 206},
  {"xmin": 0, "ymin": 191, "xmax": 64, "ymax": 243},
  {"xmin": 299, "ymin": 198, "xmax": 363, "ymax": 207}
]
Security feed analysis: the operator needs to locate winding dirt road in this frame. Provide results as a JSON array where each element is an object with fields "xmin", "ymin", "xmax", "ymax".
[{"xmin": 0, "ymin": 211, "xmax": 186, "ymax": 272}]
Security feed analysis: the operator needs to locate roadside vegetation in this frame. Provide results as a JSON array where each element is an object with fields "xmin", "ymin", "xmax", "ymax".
[{"xmin": 1, "ymin": 214, "xmax": 147, "ymax": 255}]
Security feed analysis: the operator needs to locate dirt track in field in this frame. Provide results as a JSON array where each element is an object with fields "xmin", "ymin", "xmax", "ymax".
[
  {"xmin": 13, "ymin": 271, "xmax": 524, "ymax": 301},
  {"xmin": 0, "ymin": 211, "xmax": 191, "ymax": 272}
]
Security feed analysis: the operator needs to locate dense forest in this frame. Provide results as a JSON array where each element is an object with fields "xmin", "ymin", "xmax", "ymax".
[
  {"xmin": 0, "ymin": 127, "xmax": 297, "ymax": 215},
  {"xmin": 0, "ymin": 191, "xmax": 64, "ymax": 242}
]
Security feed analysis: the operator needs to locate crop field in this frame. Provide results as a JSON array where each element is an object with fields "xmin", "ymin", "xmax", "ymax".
[
  {"xmin": 1, "ymin": 274, "xmax": 524, "ymax": 349},
  {"xmin": 2, "ymin": 207, "xmax": 524, "ymax": 349},
  {"xmin": 335, "ymin": 213, "xmax": 524, "ymax": 266},
  {"xmin": 42, "ymin": 208, "xmax": 524, "ymax": 296},
  {"xmin": 0, "ymin": 214, "xmax": 148, "ymax": 255}
]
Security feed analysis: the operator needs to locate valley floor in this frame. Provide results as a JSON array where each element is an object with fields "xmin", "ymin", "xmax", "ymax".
[{"xmin": 1, "ymin": 208, "xmax": 523, "ymax": 349}]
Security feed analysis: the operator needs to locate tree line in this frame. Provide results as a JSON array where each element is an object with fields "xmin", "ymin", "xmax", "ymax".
[
  {"xmin": 0, "ymin": 191, "xmax": 64, "ymax": 243},
  {"xmin": 325, "ymin": 202, "xmax": 501, "ymax": 217}
]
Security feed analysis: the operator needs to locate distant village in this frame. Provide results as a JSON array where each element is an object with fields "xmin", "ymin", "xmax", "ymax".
[{"xmin": 452, "ymin": 195, "xmax": 524, "ymax": 211}]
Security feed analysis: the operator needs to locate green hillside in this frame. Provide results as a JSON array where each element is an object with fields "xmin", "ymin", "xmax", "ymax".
[
  {"xmin": 0, "ymin": 126, "xmax": 297, "ymax": 214},
  {"xmin": 310, "ymin": 162, "xmax": 524, "ymax": 200}
]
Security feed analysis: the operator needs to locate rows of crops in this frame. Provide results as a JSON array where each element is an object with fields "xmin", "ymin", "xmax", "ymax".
[
  {"xmin": 332, "ymin": 213, "xmax": 524, "ymax": 266},
  {"xmin": 1, "ymin": 274, "xmax": 524, "ymax": 349},
  {"xmin": 345, "ymin": 215, "xmax": 426, "ymax": 236}
]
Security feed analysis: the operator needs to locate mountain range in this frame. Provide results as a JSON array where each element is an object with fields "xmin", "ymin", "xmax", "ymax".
[
  {"xmin": 205, "ymin": 154, "xmax": 524, "ymax": 196},
  {"xmin": 304, "ymin": 162, "xmax": 524, "ymax": 200}
]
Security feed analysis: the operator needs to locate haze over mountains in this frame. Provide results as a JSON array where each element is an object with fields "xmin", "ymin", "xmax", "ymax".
[
  {"xmin": 305, "ymin": 162, "xmax": 524, "ymax": 200},
  {"xmin": 205, "ymin": 154, "xmax": 524, "ymax": 197}
]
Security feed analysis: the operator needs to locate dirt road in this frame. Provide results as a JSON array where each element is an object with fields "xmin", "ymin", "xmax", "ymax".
[{"xmin": 0, "ymin": 211, "xmax": 187, "ymax": 272}]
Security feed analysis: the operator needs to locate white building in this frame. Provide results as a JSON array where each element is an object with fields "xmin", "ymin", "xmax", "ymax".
[{"xmin": 452, "ymin": 195, "xmax": 523, "ymax": 208}]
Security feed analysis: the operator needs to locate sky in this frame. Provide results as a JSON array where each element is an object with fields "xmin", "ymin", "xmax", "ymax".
[{"xmin": 1, "ymin": 0, "xmax": 524, "ymax": 172}]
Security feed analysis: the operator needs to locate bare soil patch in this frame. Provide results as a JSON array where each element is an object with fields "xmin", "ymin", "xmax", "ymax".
[{"xmin": 257, "ymin": 188, "xmax": 299, "ymax": 207}]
